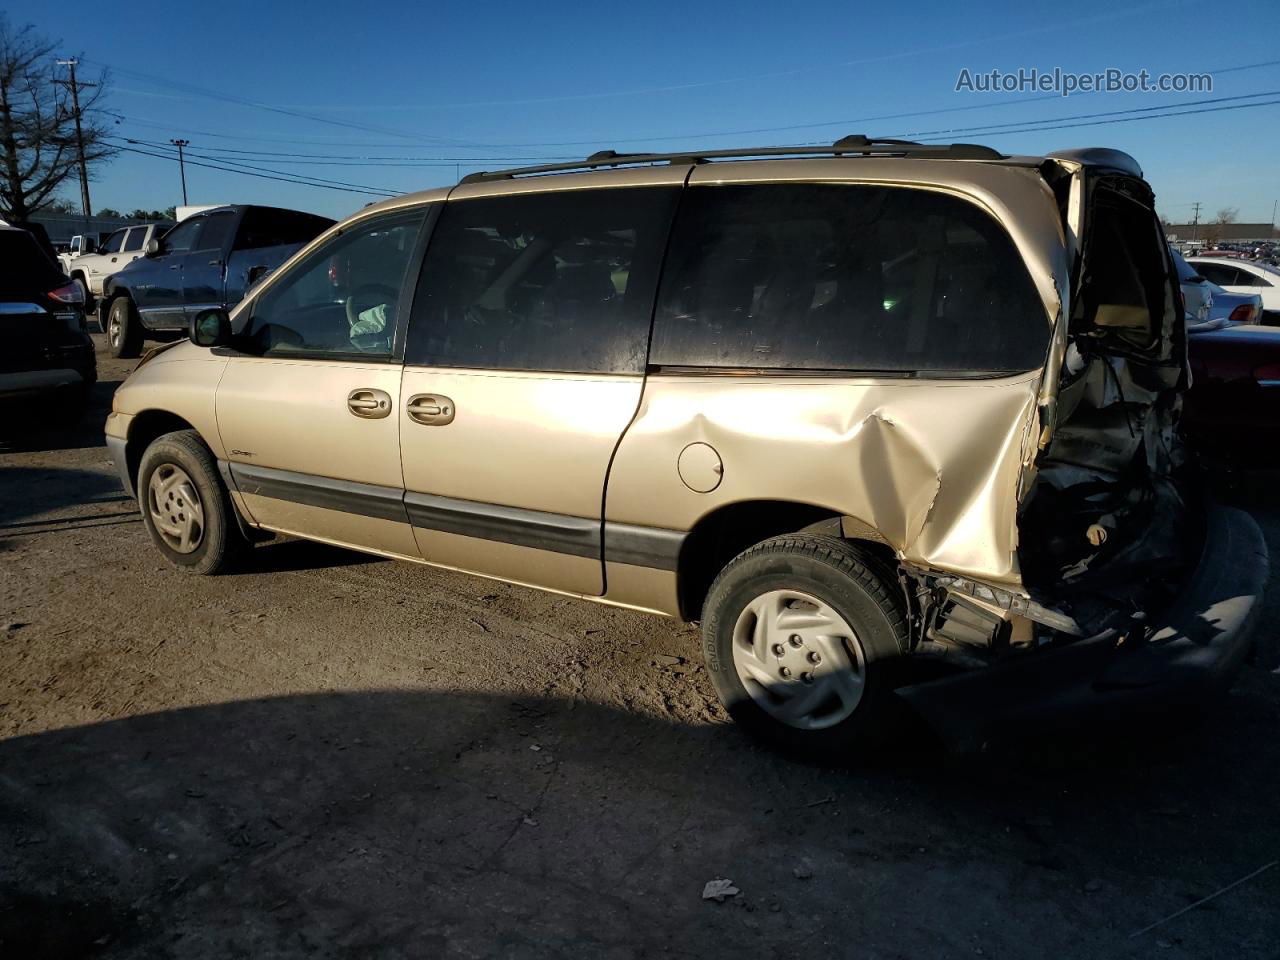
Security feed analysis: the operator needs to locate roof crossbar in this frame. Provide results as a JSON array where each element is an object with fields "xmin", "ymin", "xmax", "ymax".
[{"xmin": 458, "ymin": 136, "xmax": 1003, "ymax": 184}]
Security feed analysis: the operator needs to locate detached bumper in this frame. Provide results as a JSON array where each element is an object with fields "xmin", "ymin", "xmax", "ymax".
[{"xmin": 899, "ymin": 504, "xmax": 1269, "ymax": 749}]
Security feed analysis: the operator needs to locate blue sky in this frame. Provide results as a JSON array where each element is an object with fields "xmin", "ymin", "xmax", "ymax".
[{"xmin": 16, "ymin": 0, "xmax": 1280, "ymax": 223}]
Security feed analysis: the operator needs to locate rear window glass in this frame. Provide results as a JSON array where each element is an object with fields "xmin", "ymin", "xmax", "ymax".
[
  {"xmin": 122, "ymin": 228, "xmax": 145, "ymax": 252},
  {"xmin": 237, "ymin": 208, "xmax": 335, "ymax": 250},
  {"xmin": 0, "ymin": 230, "xmax": 62, "ymax": 291},
  {"xmin": 650, "ymin": 184, "xmax": 1051, "ymax": 374}
]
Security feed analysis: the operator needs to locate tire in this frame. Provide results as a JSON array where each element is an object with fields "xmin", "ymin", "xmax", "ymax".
[
  {"xmin": 137, "ymin": 430, "xmax": 245, "ymax": 575},
  {"xmin": 106, "ymin": 296, "xmax": 143, "ymax": 359},
  {"xmin": 701, "ymin": 534, "xmax": 909, "ymax": 759}
]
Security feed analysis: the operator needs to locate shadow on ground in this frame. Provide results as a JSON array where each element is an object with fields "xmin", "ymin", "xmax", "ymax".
[
  {"xmin": 2, "ymin": 683, "xmax": 1278, "ymax": 959},
  {"xmin": 0, "ymin": 379, "xmax": 120, "ymax": 455},
  {"xmin": 0, "ymin": 466, "xmax": 127, "ymax": 527}
]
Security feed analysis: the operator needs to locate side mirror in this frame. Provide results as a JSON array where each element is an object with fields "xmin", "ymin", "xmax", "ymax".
[
  {"xmin": 190, "ymin": 308, "xmax": 232, "ymax": 348},
  {"xmin": 145, "ymin": 238, "xmax": 162, "ymax": 257}
]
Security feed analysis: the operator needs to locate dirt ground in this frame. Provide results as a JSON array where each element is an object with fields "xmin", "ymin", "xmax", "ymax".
[{"xmin": 1, "ymin": 334, "xmax": 1278, "ymax": 959}]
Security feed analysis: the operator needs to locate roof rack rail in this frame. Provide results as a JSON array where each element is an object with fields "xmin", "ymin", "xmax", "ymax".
[{"xmin": 458, "ymin": 136, "xmax": 1003, "ymax": 184}]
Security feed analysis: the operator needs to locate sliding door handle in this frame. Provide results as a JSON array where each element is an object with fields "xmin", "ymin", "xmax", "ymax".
[{"xmin": 406, "ymin": 393, "xmax": 455, "ymax": 426}]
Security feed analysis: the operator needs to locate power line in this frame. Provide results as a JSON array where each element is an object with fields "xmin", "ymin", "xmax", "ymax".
[
  {"xmin": 881, "ymin": 89, "xmax": 1280, "ymax": 141},
  {"xmin": 909, "ymin": 96, "xmax": 1280, "ymax": 142},
  {"xmin": 107, "ymin": 136, "xmax": 404, "ymax": 193},
  {"xmin": 107, "ymin": 142, "xmax": 396, "ymax": 197},
  {"xmin": 96, "ymin": 59, "xmax": 1280, "ymax": 155},
  {"xmin": 101, "ymin": 92, "xmax": 1280, "ymax": 200},
  {"xmin": 114, "ymin": 135, "xmax": 574, "ymax": 166}
]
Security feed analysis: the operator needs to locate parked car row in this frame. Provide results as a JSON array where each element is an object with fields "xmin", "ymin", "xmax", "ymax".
[
  {"xmin": 1172, "ymin": 248, "xmax": 1265, "ymax": 329},
  {"xmin": 1187, "ymin": 256, "xmax": 1280, "ymax": 325}
]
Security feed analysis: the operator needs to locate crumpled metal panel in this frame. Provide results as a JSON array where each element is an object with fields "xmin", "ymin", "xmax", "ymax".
[{"xmin": 605, "ymin": 372, "xmax": 1043, "ymax": 588}]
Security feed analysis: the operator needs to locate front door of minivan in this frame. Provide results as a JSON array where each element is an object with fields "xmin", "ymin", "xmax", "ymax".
[
  {"xmin": 216, "ymin": 208, "xmax": 428, "ymax": 557},
  {"xmin": 398, "ymin": 178, "xmax": 683, "ymax": 595}
]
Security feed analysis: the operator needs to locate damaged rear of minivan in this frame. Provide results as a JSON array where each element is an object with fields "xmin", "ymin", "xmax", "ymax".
[{"xmin": 888, "ymin": 149, "xmax": 1269, "ymax": 746}]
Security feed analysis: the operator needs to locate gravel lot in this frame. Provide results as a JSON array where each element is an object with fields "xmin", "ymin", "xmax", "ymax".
[{"xmin": 1, "ymin": 335, "xmax": 1278, "ymax": 959}]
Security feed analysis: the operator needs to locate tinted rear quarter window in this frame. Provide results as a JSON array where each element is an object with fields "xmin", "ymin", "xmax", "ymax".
[
  {"xmin": 237, "ymin": 208, "xmax": 335, "ymax": 250},
  {"xmin": 650, "ymin": 184, "xmax": 1050, "ymax": 374},
  {"xmin": 406, "ymin": 187, "xmax": 679, "ymax": 374},
  {"xmin": 0, "ymin": 230, "xmax": 63, "ymax": 295}
]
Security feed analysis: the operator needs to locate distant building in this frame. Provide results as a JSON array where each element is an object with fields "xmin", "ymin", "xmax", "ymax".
[
  {"xmin": 1164, "ymin": 222, "xmax": 1279, "ymax": 244},
  {"xmin": 27, "ymin": 212, "xmax": 166, "ymax": 246}
]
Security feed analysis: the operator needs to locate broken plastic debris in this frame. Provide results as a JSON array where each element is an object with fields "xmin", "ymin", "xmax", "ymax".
[{"xmin": 701, "ymin": 878, "xmax": 740, "ymax": 902}]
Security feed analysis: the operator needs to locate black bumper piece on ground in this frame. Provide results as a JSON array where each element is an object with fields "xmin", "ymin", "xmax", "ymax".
[{"xmin": 898, "ymin": 504, "xmax": 1269, "ymax": 750}]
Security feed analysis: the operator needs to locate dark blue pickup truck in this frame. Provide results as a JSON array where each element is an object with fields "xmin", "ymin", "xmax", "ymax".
[{"xmin": 101, "ymin": 204, "xmax": 334, "ymax": 358}]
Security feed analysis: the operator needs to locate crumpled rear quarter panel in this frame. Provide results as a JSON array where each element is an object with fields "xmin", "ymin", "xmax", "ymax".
[{"xmin": 606, "ymin": 371, "xmax": 1041, "ymax": 587}]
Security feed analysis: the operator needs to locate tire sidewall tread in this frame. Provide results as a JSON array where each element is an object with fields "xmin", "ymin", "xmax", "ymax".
[
  {"xmin": 137, "ymin": 430, "xmax": 243, "ymax": 575},
  {"xmin": 701, "ymin": 534, "xmax": 909, "ymax": 757}
]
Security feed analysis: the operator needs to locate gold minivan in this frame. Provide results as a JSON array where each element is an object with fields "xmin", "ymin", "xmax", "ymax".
[{"xmin": 105, "ymin": 138, "xmax": 1267, "ymax": 755}]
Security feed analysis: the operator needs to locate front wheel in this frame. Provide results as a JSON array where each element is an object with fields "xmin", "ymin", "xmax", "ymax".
[
  {"xmin": 106, "ymin": 297, "xmax": 143, "ymax": 359},
  {"xmin": 701, "ymin": 535, "xmax": 909, "ymax": 759},
  {"xmin": 137, "ymin": 430, "xmax": 245, "ymax": 575}
]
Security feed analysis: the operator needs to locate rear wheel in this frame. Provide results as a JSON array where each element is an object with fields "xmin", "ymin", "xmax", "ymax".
[
  {"xmin": 106, "ymin": 296, "xmax": 143, "ymax": 359},
  {"xmin": 701, "ymin": 535, "xmax": 909, "ymax": 759},
  {"xmin": 137, "ymin": 430, "xmax": 245, "ymax": 575}
]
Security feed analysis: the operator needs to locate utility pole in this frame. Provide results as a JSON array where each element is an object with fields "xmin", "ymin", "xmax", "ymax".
[
  {"xmin": 54, "ymin": 59, "xmax": 94, "ymax": 218},
  {"xmin": 1190, "ymin": 201, "xmax": 1202, "ymax": 243},
  {"xmin": 170, "ymin": 139, "xmax": 189, "ymax": 205}
]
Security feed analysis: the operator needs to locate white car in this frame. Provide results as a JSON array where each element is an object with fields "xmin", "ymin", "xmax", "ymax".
[
  {"xmin": 1188, "ymin": 257, "xmax": 1280, "ymax": 326},
  {"xmin": 61, "ymin": 222, "xmax": 173, "ymax": 311}
]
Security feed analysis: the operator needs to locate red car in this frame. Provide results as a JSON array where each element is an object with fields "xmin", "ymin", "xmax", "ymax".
[{"xmin": 1185, "ymin": 325, "xmax": 1280, "ymax": 464}]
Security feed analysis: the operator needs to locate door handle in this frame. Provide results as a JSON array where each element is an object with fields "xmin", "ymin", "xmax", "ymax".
[
  {"xmin": 406, "ymin": 393, "xmax": 455, "ymax": 426},
  {"xmin": 347, "ymin": 388, "xmax": 393, "ymax": 419},
  {"xmin": 110, "ymin": 257, "xmax": 118, "ymax": 263},
  {"xmin": 208, "ymin": 259, "xmax": 222, "ymax": 266},
  {"xmin": 169, "ymin": 264, "xmax": 180, "ymax": 270}
]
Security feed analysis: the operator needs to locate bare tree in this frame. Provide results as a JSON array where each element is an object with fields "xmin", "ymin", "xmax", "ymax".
[
  {"xmin": 1214, "ymin": 207, "xmax": 1238, "ymax": 225},
  {"xmin": 0, "ymin": 17, "xmax": 114, "ymax": 225}
]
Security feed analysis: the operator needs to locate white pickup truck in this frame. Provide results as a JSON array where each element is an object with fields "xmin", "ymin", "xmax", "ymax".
[{"xmin": 59, "ymin": 222, "xmax": 173, "ymax": 311}]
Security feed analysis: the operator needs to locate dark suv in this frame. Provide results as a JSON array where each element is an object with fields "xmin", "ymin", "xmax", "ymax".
[{"xmin": 0, "ymin": 226, "xmax": 95, "ymax": 423}]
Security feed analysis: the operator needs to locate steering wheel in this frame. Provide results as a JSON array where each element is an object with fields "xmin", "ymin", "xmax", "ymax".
[{"xmin": 345, "ymin": 283, "xmax": 399, "ymax": 328}]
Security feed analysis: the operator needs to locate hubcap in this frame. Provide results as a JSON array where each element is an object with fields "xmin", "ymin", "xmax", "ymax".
[
  {"xmin": 147, "ymin": 464, "xmax": 205, "ymax": 554},
  {"xmin": 108, "ymin": 307, "xmax": 121, "ymax": 347},
  {"xmin": 731, "ymin": 589, "xmax": 866, "ymax": 730}
]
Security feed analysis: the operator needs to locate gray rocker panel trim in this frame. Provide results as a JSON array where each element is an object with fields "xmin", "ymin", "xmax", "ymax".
[
  {"xmin": 404, "ymin": 491, "xmax": 601, "ymax": 559},
  {"xmin": 228, "ymin": 462, "xmax": 409, "ymax": 524},
  {"xmin": 221, "ymin": 461, "xmax": 687, "ymax": 568}
]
